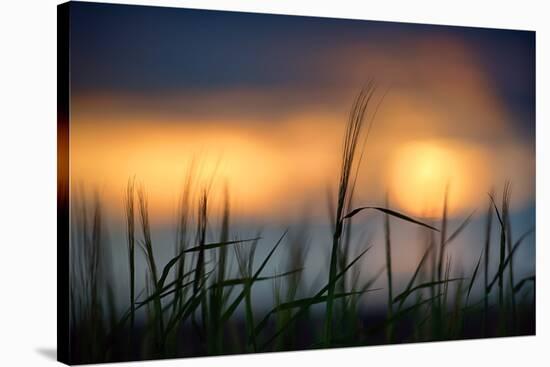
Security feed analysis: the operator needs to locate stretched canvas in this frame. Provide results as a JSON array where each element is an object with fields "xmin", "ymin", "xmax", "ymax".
[{"xmin": 57, "ymin": 1, "xmax": 536, "ymax": 364}]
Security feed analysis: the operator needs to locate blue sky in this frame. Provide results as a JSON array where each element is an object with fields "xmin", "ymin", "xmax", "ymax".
[{"xmin": 69, "ymin": 1, "xmax": 534, "ymax": 137}]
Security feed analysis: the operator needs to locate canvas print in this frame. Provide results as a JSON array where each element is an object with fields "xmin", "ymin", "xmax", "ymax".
[{"xmin": 57, "ymin": 1, "xmax": 536, "ymax": 365}]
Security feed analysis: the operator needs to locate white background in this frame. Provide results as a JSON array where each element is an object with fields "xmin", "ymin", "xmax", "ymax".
[{"xmin": 0, "ymin": 0, "xmax": 547, "ymax": 366}]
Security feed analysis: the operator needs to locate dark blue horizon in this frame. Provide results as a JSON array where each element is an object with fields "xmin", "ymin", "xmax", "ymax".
[{"xmin": 68, "ymin": 1, "xmax": 535, "ymax": 137}]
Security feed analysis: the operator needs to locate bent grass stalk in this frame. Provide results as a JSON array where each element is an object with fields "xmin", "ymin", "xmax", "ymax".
[
  {"xmin": 124, "ymin": 179, "xmax": 136, "ymax": 330},
  {"xmin": 483, "ymin": 188, "xmax": 494, "ymax": 336},
  {"xmin": 326, "ymin": 83, "xmax": 377, "ymax": 346},
  {"xmin": 384, "ymin": 194, "xmax": 393, "ymax": 342},
  {"xmin": 68, "ymin": 89, "xmax": 535, "ymax": 363}
]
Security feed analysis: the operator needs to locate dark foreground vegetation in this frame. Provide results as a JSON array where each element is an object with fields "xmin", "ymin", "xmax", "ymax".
[{"xmin": 68, "ymin": 85, "xmax": 535, "ymax": 364}]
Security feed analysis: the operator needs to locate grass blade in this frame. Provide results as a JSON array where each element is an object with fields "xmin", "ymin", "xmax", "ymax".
[
  {"xmin": 184, "ymin": 237, "xmax": 262, "ymax": 253},
  {"xmin": 283, "ymin": 290, "xmax": 378, "ymax": 312},
  {"xmin": 466, "ymin": 250, "xmax": 483, "ymax": 304},
  {"xmin": 220, "ymin": 231, "xmax": 287, "ymax": 324},
  {"xmin": 261, "ymin": 246, "xmax": 371, "ymax": 349},
  {"xmin": 344, "ymin": 206, "xmax": 439, "ymax": 231},
  {"xmin": 393, "ymin": 278, "xmax": 464, "ymax": 304},
  {"xmin": 445, "ymin": 210, "xmax": 476, "ymax": 245},
  {"xmin": 487, "ymin": 227, "xmax": 534, "ymax": 292},
  {"xmin": 210, "ymin": 268, "xmax": 304, "ymax": 289},
  {"xmin": 397, "ymin": 243, "xmax": 433, "ymax": 309},
  {"xmin": 513, "ymin": 275, "xmax": 535, "ymax": 294}
]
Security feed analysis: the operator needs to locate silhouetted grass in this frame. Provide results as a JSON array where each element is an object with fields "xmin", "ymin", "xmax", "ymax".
[{"xmin": 67, "ymin": 89, "xmax": 535, "ymax": 364}]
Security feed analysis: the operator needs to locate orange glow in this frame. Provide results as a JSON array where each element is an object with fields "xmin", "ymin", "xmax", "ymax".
[
  {"xmin": 388, "ymin": 140, "xmax": 491, "ymax": 217},
  {"xmin": 69, "ymin": 34, "xmax": 536, "ymax": 223},
  {"xmin": 70, "ymin": 113, "xmax": 534, "ymax": 223},
  {"xmin": 70, "ymin": 117, "xmax": 343, "ymax": 221}
]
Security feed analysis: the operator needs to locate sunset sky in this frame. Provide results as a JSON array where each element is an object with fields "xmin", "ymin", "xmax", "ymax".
[
  {"xmin": 69, "ymin": 3, "xmax": 535, "ymax": 224},
  {"xmin": 67, "ymin": 2, "xmax": 535, "ymax": 308}
]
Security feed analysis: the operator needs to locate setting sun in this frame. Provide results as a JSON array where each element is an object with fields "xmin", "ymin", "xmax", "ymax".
[
  {"xmin": 59, "ymin": 3, "xmax": 536, "ymax": 363},
  {"xmin": 388, "ymin": 140, "xmax": 489, "ymax": 217}
]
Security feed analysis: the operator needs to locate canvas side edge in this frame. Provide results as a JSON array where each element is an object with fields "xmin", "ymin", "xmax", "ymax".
[{"xmin": 57, "ymin": 2, "xmax": 71, "ymax": 365}]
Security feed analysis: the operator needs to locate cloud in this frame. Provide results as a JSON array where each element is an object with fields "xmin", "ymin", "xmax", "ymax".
[{"xmin": 70, "ymin": 33, "xmax": 535, "ymax": 222}]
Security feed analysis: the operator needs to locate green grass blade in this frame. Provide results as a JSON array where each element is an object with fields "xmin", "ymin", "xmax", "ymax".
[
  {"xmin": 444, "ymin": 210, "xmax": 476, "ymax": 245},
  {"xmin": 278, "ymin": 289, "xmax": 380, "ymax": 313},
  {"xmin": 466, "ymin": 250, "xmax": 483, "ymax": 304},
  {"xmin": 393, "ymin": 278, "xmax": 464, "ymax": 304},
  {"xmin": 397, "ymin": 244, "xmax": 433, "ymax": 309},
  {"xmin": 210, "ymin": 268, "xmax": 303, "ymax": 289},
  {"xmin": 369, "ymin": 294, "xmax": 443, "ymax": 335},
  {"xmin": 220, "ymin": 231, "xmax": 287, "ymax": 324},
  {"xmin": 487, "ymin": 227, "xmax": 534, "ymax": 292},
  {"xmin": 154, "ymin": 237, "xmax": 260, "ymax": 291},
  {"xmin": 343, "ymin": 206, "xmax": 439, "ymax": 231},
  {"xmin": 184, "ymin": 237, "xmax": 262, "ymax": 253},
  {"xmin": 513, "ymin": 275, "xmax": 535, "ymax": 294},
  {"xmin": 259, "ymin": 246, "xmax": 371, "ymax": 348}
]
